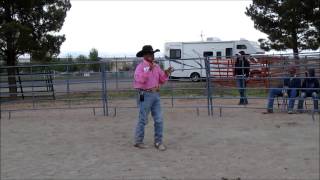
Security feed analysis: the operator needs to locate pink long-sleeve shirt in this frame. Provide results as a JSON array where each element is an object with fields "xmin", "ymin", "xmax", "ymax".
[{"xmin": 133, "ymin": 59, "xmax": 168, "ymax": 90}]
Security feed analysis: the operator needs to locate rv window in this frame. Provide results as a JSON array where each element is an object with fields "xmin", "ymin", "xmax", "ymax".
[
  {"xmin": 226, "ymin": 48, "xmax": 232, "ymax": 58},
  {"xmin": 216, "ymin": 51, "xmax": 222, "ymax": 59},
  {"xmin": 236, "ymin": 45, "xmax": 247, "ymax": 49},
  {"xmin": 203, "ymin": 51, "xmax": 213, "ymax": 57},
  {"xmin": 170, "ymin": 49, "xmax": 181, "ymax": 59}
]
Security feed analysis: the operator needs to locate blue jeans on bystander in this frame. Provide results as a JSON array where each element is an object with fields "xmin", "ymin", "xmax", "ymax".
[
  {"xmin": 236, "ymin": 76, "xmax": 248, "ymax": 104},
  {"xmin": 267, "ymin": 88, "xmax": 297, "ymax": 111},
  {"xmin": 298, "ymin": 92, "xmax": 319, "ymax": 112}
]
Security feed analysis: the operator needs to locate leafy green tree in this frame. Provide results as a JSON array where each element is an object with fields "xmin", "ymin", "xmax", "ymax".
[
  {"xmin": 76, "ymin": 54, "xmax": 88, "ymax": 72},
  {"xmin": 245, "ymin": 0, "xmax": 319, "ymax": 57},
  {"xmin": 0, "ymin": 0, "xmax": 71, "ymax": 97},
  {"xmin": 302, "ymin": 0, "xmax": 320, "ymax": 45},
  {"xmin": 89, "ymin": 48, "xmax": 100, "ymax": 72},
  {"xmin": 89, "ymin": 48, "xmax": 98, "ymax": 60}
]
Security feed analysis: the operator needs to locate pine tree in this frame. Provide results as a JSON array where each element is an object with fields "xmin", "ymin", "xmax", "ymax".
[{"xmin": 246, "ymin": 0, "xmax": 319, "ymax": 57}]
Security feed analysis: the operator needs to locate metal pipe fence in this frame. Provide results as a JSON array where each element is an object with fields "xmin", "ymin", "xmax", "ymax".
[{"xmin": 0, "ymin": 52, "xmax": 319, "ymax": 120}]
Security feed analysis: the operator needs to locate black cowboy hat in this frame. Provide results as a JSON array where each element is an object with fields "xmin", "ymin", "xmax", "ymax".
[
  {"xmin": 238, "ymin": 51, "xmax": 246, "ymax": 55},
  {"xmin": 136, "ymin": 45, "xmax": 160, "ymax": 57}
]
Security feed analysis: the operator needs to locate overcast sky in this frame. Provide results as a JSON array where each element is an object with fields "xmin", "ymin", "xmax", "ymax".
[{"xmin": 59, "ymin": 0, "xmax": 268, "ymax": 57}]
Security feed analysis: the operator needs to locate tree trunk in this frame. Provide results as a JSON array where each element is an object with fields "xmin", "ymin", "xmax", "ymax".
[
  {"xmin": 292, "ymin": 45, "xmax": 301, "ymax": 71},
  {"xmin": 292, "ymin": 47, "xmax": 299, "ymax": 61},
  {"xmin": 291, "ymin": 31, "xmax": 301, "ymax": 74},
  {"xmin": 291, "ymin": 32, "xmax": 300, "ymax": 62},
  {"xmin": 4, "ymin": 2, "xmax": 18, "ymax": 99},
  {"xmin": 6, "ymin": 51, "xmax": 17, "ymax": 99}
]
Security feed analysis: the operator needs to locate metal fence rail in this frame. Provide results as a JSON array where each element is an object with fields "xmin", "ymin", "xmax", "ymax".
[{"xmin": 1, "ymin": 52, "xmax": 320, "ymax": 120}]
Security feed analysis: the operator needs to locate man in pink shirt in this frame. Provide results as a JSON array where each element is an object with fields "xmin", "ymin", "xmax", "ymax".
[{"xmin": 133, "ymin": 45, "xmax": 173, "ymax": 151}]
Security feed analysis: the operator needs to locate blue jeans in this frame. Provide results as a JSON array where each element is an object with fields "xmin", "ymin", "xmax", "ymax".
[
  {"xmin": 267, "ymin": 88, "xmax": 297, "ymax": 111},
  {"xmin": 298, "ymin": 92, "xmax": 319, "ymax": 111},
  {"xmin": 236, "ymin": 76, "xmax": 247, "ymax": 103},
  {"xmin": 135, "ymin": 91, "xmax": 163, "ymax": 144}
]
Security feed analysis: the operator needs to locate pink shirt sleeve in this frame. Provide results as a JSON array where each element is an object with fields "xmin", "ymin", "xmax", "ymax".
[
  {"xmin": 158, "ymin": 66, "xmax": 168, "ymax": 84},
  {"xmin": 134, "ymin": 64, "xmax": 151, "ymax": 84}
]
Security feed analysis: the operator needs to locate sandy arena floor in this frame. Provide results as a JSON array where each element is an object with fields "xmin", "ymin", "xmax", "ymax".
[{"xmin": 1, "ymin": 99, "xmax": 319, "ymax": 179}]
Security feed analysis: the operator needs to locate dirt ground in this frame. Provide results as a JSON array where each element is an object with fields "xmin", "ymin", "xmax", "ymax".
[{"xmin": 1, "ymin": 99, "xmax": 319, "ymax": 180}]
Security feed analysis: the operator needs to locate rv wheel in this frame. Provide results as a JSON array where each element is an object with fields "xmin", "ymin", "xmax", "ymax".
[{"xmin": 190, "ymin": 72, "xmax": 200, "ymax": 82}]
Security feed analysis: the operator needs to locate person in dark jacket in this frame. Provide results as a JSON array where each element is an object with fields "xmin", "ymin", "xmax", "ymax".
[
  {"xmin": 298, "ymin": 68, "xmax": 319, "ymax": 113},
  {"xmin": 265, "ymin": 66, "xmax": 301, "ymax": 114},
  {"xmin": 234, "ymin": 51, "xmax": 250, "ymax": 105}
]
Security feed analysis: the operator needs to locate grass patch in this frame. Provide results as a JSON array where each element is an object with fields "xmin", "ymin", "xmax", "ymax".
[{"xmin": 214, "ymin": 89, "xmax": 268, "ymax": 97}]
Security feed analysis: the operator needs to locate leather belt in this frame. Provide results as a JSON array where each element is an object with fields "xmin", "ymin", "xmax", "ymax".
[{"xmin": 139, "ymin": 88, "xmax": 159, "ymax": 92}]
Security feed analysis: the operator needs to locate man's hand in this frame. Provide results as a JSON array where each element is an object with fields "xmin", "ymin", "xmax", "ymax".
[{"xmin": 165, "ymin": 67, "xmax": 174, "ymax": 76}]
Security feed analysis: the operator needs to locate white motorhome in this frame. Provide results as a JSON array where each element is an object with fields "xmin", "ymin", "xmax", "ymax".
[{"xmin": 163, "ymin": 39, "xmax": 265, "ymax": 81}]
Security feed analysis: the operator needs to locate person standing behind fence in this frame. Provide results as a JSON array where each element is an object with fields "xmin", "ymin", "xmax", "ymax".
[
  {"xmin": 234, "ymin": 51, "xmax": 250, "ymax": 105},
  {"xmin": 133, "ymin": 45, "xmax": 173, "ymax": 151},
  {"xmin": 298, "ymin": 68, "xmax": 319, "ymax": 113}
]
